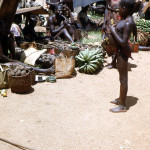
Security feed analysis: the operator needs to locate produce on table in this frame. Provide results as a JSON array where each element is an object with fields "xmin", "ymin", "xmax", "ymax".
[{"xmin": 75, "ymin": 49, "xmax": 104, "ymax": 74}]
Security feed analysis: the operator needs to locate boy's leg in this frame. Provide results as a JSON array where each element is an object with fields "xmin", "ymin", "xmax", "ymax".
[
  {"xmin": 54, "ymin": 28, "xmax": 74, "ymax": 42},
  {"xmin": 106, "ymin": 54, "xmax": 117, "ymax": 69},
  {"xmin": 110, "ymin": 54, "xmax": 128, "ymax": 112}
]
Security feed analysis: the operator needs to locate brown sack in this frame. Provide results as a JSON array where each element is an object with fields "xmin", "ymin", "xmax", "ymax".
[
  {"xmin": 0, "ymin": 65, "xmax": 9, "ymax": 89},
  {"xmin": 55, "ymin": 54, "xmax": 75, "ymax": 79}
]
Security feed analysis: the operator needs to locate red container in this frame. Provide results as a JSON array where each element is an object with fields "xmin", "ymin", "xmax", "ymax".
[{"xmin": 129, "ymin": 42, "xmax": 139, "ymax": 52}]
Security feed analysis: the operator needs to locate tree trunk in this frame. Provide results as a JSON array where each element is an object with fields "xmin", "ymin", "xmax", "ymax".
[{"xmin": 0, "ymin": 0, "xmax": 20, "ymax": 32}]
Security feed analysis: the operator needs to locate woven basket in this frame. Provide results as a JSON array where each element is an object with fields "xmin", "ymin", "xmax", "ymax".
[
  {"xmin": 29, "ymin": 69, "xmax": 35, "ymax": 85},
  {"xmin": 10, "ymin": 73, "xmax": 31, "ymax": 93}
]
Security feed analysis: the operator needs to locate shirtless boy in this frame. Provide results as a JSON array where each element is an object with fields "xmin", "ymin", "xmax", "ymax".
[{"xmin": 109, "ymin": 0, "xmax": 137, "ymax": 112}]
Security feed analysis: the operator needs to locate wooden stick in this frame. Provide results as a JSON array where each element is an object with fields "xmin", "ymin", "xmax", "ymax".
[{"xmin": 0, "ymin": 138, "xmax": 35, "ymax": 150}]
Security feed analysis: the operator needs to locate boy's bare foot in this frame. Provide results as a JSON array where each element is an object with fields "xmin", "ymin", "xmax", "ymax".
[
  {"xmin": 109, "ymin": 105, "xmax": 127, "ymax": 113},
  {"xmin": 110, "ymin": 99, "xmax": 120, "ymax": 105},
  {"xmin": 106, "ymin": 64, "xmax": 116, "ymax": 69}
]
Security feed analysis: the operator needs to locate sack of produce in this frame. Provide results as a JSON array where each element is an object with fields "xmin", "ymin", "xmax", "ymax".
[
  {"xmin": 55, "ymin": 54, "xmax": 75, "ymax": 79},
  {"xmin": 9, "ymin": 65, "xmax": 32, "ymax": 93},
  {"xmin": 0, "ymin": 65, "xmax": 9, "ymax": 89}
]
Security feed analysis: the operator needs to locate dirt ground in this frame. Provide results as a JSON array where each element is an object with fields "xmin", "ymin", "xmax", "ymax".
[{"xmin": 0, "ymin": 51, "xmax": 150, "ymax": 150}]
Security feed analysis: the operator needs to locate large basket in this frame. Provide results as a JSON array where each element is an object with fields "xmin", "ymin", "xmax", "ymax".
[
  {"xmin": 29, "ymin": 69, "xmax": 35, "ymax": 85},
  {"xmin": 10, "ymin": 73, "xmax": 31, "ymax": 93}
]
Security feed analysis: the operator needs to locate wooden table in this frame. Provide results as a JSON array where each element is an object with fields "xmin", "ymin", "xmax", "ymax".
[{"xmin": 143, "ymin": 0, "xmax": 150, "ymax": 14}]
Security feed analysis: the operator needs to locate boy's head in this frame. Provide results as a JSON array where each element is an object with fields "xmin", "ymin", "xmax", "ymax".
[
  {"xmin": 119, "ymin": 0, "xmax": 135, "ymax": 16},
  {"xmin": 55, "ymin": 4, "xmax": 63, "ymax": 15}
]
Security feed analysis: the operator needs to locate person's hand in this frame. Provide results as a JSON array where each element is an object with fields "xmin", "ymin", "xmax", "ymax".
[
  {"xmin": 64, "ymin": 19, "xmax": 69, "ymax": 27},
  {"xmin": 109, "ymin": 24, "xmax": 115, "ymax": 32}
]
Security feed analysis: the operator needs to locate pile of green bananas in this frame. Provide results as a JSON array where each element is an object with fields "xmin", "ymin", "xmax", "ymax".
[
  {"xmin": 75, "ymin": 49, "xmax": 104, "ymax": 74},
  {"xmin": 136, "ymin": 19, "xmax": 150, "ymax": 33}
]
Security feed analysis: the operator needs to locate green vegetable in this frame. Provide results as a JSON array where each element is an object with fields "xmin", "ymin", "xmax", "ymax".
[
  {"xmin": 75, "ymin": 49, "xmax": 104, "ymax": 74},
  {"xmin": 136, "ymin": 19, "xmax": 150, "ymax": 33}
]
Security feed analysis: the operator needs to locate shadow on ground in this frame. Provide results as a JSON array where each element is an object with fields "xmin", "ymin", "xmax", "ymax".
[
  {"xmin": 128, "ymin": 63, "xmax": 137, "ymax": 71},
  {"xmin": 126, "ymin": 96, "xmax": 138, "ymax": 110},
  {"xmin": 19, "ymin": 87, "xmax": 35, "ymax": 95}
]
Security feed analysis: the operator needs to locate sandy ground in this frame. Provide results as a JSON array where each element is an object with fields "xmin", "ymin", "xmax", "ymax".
[{"xmin": 0, "ymin": 51, "xmax": 150, "ymax": 150}]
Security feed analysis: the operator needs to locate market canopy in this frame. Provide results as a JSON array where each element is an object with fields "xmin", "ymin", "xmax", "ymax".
[
  {"xmin": 73, "ymin": 0, "xmax": 102, "ymax": 8},
  {"xmin": 16, "ymin": 6, "xmax": 49, "ymax": 15}
]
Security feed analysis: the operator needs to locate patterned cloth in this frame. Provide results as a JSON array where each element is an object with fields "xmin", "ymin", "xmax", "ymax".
[{"xmin": 10, "ymin": 23, "xmax": 21, "ymax": 37}]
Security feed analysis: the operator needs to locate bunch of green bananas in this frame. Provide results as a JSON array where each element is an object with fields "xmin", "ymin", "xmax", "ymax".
[
  {"xmin": 75, "ymin": 49, "xmax": 104, "ymax": 74},
  {"xmin": 136, "ymin": 19, "xmax": 150, "ymax": 33}
]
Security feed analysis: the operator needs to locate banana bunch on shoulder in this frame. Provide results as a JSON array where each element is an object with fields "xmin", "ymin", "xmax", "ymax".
[{"xmin": 75, "ymin": 49, "xmax": 104, "ymax": 74}]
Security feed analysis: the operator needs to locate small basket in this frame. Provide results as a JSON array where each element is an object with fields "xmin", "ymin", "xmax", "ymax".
[
  {"xmin": 10, "ymin": 73, "xmax": 31, "ymax": 93},
  {"xmin": 129, "ymin": 42, "xmax": 139, "ymax": 52}
]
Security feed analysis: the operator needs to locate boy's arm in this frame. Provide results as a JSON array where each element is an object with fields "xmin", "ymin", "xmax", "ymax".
[
  {"xmin": 48, "ymin": 17, "xmax": 65, "ymax": 35},
  {"xmin": 109, "ymin": 21, "xmax": 133, "ymax": 47}
]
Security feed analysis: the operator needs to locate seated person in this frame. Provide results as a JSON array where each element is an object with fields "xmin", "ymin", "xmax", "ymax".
[
  {"xmin": 11, "ymin": 22, "xmax": 22, "ymax": 47},
  {"xmin": 23, "ymin": 15, "xmax": 54, "ymax": 42},
  {"xmin": 62, "ymin": 4, "xmax": 75, "ymax": 24},
  {"xmin": 46, "ymin": 4, "xmax": 78, "ymax": 42},
  {"xmin": 77, "ymin": 6, "xmax": 97, "ymax": 31}
]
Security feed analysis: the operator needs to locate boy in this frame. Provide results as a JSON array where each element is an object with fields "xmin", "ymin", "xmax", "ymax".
[{"xmin": 109, "ymin": 0, "xmax": 136, "ymax": 112}]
